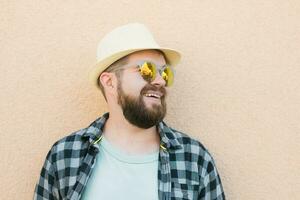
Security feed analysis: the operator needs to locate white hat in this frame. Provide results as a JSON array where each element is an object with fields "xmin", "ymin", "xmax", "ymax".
[{"xmin": 88, "ymin": 23, "xmax": 181, "ymax": 89}]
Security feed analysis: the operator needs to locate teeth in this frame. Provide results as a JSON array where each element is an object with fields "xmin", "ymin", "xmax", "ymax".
[{"xmin": 145, "ymin": 93, "xmax": 160, "ymax": 98}]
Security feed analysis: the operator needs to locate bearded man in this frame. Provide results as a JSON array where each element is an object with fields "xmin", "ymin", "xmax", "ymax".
[{"xmin": 34, "ymin": 23, "xmax": 225, "ymax": 200}]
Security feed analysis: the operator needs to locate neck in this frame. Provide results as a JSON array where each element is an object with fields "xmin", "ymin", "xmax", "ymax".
[{"xmin": 102, "ymin": 111, "xmax": 160, "ymax": 155}]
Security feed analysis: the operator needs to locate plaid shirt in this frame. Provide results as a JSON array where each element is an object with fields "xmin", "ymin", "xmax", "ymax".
[{"xmin": 34, "ymin": 113, "xmax": 225, "ymax": 200}]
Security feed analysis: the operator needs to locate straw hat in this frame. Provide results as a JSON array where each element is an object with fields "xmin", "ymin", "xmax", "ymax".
[{"xmin": 88, "ymin": 23, "xmax": 181, "ymax": 89}]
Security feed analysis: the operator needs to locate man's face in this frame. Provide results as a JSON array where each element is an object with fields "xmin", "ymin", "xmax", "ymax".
[{"xmin": 116, "ymin": 50, "xmax": 168, "ymax": 129}]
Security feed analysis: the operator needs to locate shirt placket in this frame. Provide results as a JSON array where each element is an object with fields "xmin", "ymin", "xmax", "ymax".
[
  {"xmin": 158, "ymin": 145, "xmax": 171, "ymax": 200},
  {"xmin": 67, "ymin": 141, "xmax": 100, "ymax": 200}
]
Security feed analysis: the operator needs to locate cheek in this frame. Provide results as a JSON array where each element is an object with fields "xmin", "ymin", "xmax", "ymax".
[{"xmin": 121, "ymin": 73, "xmax": 147, "ymax": 94}]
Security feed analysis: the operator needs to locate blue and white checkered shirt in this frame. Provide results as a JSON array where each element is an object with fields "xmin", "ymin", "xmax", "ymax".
[{"xmin": 34, "ymin": 113, "xmax": 225, "ymax": 199}]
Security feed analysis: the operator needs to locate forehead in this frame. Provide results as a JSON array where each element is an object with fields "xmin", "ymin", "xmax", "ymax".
[{"xmin": 126, "ymin": 50, "xmax": 167, "ymax": 66}]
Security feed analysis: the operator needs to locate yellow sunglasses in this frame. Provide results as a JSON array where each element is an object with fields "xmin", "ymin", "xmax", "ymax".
[{"xmin": 137, "ymin": 61, "xmax": 175, "ymax": 87}]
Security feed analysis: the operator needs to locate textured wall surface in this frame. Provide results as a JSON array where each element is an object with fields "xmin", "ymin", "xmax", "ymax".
[{"xmin": 1, "ymin": 0, "xmax": 300, "ymax": 199}]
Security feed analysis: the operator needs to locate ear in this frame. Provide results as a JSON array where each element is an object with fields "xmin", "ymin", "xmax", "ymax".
[{"xmin": 99, "ymin": 72, "xmax": 117, "ymax": 95}]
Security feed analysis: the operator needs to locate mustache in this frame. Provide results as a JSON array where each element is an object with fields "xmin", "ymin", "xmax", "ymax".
[{"xmin": 140, "ymin": 84, "xmax": 167, "ymax": 97}]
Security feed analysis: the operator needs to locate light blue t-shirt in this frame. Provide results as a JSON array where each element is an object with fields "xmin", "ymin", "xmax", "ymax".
[{"xmin": 81, "ymin": 136, "xmax": 159, "ymax": 200}]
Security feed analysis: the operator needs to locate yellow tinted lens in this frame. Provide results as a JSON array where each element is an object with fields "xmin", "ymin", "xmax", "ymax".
[
  {"xmin": 140, "ymin": 62, "xmax": 156, "ymax": 82},
  {"xmin": 162, "ymin": 66, "xmax": 174, "ymax": 86}
]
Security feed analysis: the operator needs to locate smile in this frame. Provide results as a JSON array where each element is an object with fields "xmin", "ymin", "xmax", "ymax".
[
  {"xmin": 143, "ymin": 90, "xmax": 163, "ymax": 99},
  {"xmin": 144, "ymin": 93, "xmax": 161, "ymax": 99}
]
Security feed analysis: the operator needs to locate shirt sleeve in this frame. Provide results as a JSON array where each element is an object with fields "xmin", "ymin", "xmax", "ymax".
[
  {"xmin": 33, "ymin": 149, "xmax": 59, "ymax": 200},
  {"xmin": 199, "ymin": 152, "xmax": 226, "ymax": 200}
]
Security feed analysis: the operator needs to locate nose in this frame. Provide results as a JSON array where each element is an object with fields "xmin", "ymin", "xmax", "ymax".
[{"xmin": 151, "ymin": 72, "xmax": 166, "ymax": 87}]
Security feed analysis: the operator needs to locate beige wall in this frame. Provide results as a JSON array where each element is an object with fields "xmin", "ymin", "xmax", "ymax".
[{"xmin": 1, "ymin": 0, "xmax": 299, "ymax": 199}]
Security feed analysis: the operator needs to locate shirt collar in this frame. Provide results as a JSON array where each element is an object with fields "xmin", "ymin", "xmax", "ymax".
[
  {"xmin": 157, "ymin": 121, "xmax": 182, "ymax": 150},
  {"xmin": 81, "ymin": 112, "xmax": 182, "ymax": 150}
]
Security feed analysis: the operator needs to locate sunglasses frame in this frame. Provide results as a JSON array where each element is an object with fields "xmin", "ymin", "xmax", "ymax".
[
  {"xmin": 136, "ymin": 61, "xmax": 175, "ymax": 87},
  {"xmin": 108, "ymin": 60, "xmax": 175, "ymax": 87}
]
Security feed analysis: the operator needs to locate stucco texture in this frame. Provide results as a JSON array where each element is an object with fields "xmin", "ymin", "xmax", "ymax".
[{"xmin": 1, "ymin": 0, "xmax": 299, "ymax": 199}]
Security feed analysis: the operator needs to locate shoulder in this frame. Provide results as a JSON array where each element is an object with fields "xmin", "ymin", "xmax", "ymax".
[
  {"xmin": 170, "ymin": 128, "xmax": 212, "ymax": 157},
  {"xmin": 169, "ymin": 127, "xmax": 219, "ymax": 172},
  {"xmin": 49, "ymin": 115, "xmax": 105, "ymax": 153},
  {"xmin": 169, "ymin": 127, "xmax": 224, "ymax": 186},
  {"xmin": 46, "ymin": 128, "xmax": 89, "ymax": 165},
  {"xmin": 53, "ymin": 128, "xmax": 87, "ymax": 150}
]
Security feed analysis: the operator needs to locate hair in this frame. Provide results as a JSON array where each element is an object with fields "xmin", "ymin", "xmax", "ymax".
[
  {"xmin": 97, "ymin": 55, "xmax": 129, "ymax": 101},
  {"xmin": 97, "ymin": 49, "xmax": 167, "ymax": 101}
]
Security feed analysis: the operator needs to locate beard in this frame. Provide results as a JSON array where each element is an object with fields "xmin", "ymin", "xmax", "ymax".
[{"xmin": 117, "ymin": 82, "xmax": 167, "ymax": 129}]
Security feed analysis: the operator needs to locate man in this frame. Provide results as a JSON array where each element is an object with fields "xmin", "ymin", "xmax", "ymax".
[{"xmin": 34, "ymin": 23, "xmax": 225, "ymax": 200}]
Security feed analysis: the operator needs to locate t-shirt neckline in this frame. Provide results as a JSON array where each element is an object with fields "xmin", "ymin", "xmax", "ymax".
[{"xmin": 99, "ymin": 136, "xmax": 159, "ymax": 164}]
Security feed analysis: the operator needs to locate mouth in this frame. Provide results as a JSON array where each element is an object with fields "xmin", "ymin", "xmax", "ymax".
[{"xmin": 142, "ymin": 91, "xmax": 163, "ymax": 101}]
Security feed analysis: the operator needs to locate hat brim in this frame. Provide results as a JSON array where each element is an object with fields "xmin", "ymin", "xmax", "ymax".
[{"xmin": 88, "ymin": 48, "xmax": 181, "ymax": 90}]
